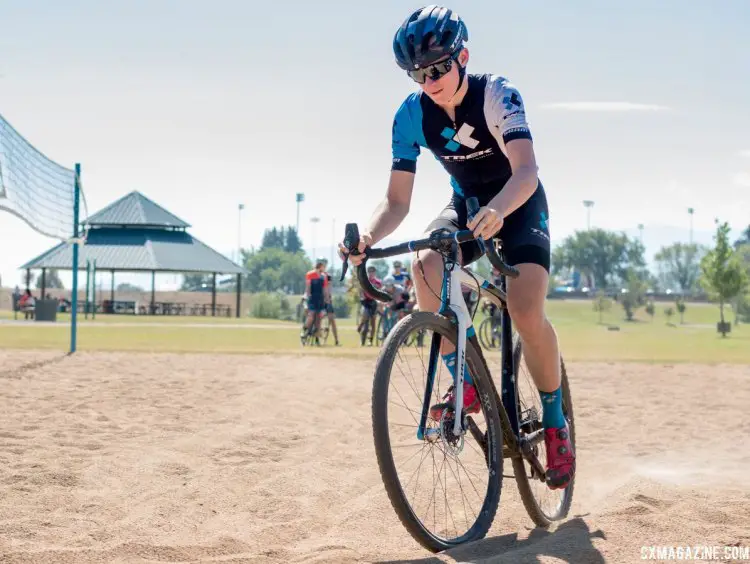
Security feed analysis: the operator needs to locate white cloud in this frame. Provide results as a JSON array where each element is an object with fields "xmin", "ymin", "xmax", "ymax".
[
  {"xmin": 738, "ymin": 150, "xmax": 750, "ymax": 158},
  {"xmin": 732, "ymin": 172, "xmax": 750, "ymax": 187},
  {"xmin": 540, "ymin": 102, "xmax": 670, "ymax": 112}
]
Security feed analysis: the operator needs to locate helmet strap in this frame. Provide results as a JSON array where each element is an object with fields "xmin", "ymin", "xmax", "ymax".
[{"xmin": 454, "ymin": 61, "xmax": 467, "ymax": 96}]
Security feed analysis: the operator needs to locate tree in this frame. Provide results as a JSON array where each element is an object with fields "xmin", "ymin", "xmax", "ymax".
[
  {"xmin": 734, "ymin": 225, "xmax": 750, "ymax": 249},
  {"xmin": 619, "ymin": 268, "xmax": 647, "ymax": 321},
  {"xmin": 181, "ymin": 274, "xmax": 214, "ymax": 291},
  {"xmin": 731, "ymin": 243, "xmax": 750, "ymax": 324},
  {"xmin": 664, "ymin": 306, "xmax": 675, "ymax": 325},
  {"xmin": 242, "ymin": 247, "xmax": 312, "ymax": 294},
  {"xmin": 645, "ymin": 301, "xmax": 655, "ymax": 322},
  {"xmin": 284, "ymin": 227, "xmax": 303, "ymax": 253},
  {"xmin": 370, "ymin": 258, "xmax": 390, "ymax": 280},
  {"xmin": 654, "ymin": 243, "xmax": 705, "ymax": 295},
  {"xmin": 699, "ymin": 220, "xmax": 750, "ymax": 336},
  {"xmin": 261, "ymin": 227, "xmax": 285, "ymax": 250},
  {"xmin": 36, "ymin": 269, "xmax": 64, "ymax": 289},
  {"xmin": 675, "ymin": 297, "xmax": 687, "ymax": 324},
  {"xmin": 592, "ymin": 291, "xmax": 612, "ymax": 324},
  {"xmin": 552, "ymin": 228, "xmax": 645, "ymax": 290}
]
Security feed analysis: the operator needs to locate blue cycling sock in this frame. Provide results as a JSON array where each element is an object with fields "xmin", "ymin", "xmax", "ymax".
[
  {"xmin": 539, "ymin": 387, "xmax": 566, "ymax": 429},
  {"xmin": 441, "ymin": 352, "xmax": 474, "ymax": 386}
]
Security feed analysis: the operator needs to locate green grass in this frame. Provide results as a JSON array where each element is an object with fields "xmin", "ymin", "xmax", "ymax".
[{"xmin": 1, "ymin": 299, "xmax": 747, "ymax": 363}]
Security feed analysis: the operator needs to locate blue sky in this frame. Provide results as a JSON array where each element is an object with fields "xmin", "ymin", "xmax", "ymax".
[{"xmin": 1, "ymin": 0, "xmax": 749, "ymax": 289}]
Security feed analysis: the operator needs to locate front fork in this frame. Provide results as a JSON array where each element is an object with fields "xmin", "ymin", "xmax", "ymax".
[{"xmin": 417, "ymin": 248, "xmax": 472, "ymax": 440}]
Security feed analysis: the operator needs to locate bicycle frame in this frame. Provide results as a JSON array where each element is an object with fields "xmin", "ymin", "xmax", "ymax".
[{"xmin": 417, "ymin": 241, "xmax": 521, "ymax": 444}]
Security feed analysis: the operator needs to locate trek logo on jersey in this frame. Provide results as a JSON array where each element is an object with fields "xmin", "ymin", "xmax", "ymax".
[
  {"xmin": 503, "ymin": 92, "xmax": 522, "ymax": 111},
  {"xmin": 442, "ymin": 148, "xmax": 493, "ymax": 162},
  {"xmin": 441, "ymin": 123, "xmax": 480, "ymax": 152}
]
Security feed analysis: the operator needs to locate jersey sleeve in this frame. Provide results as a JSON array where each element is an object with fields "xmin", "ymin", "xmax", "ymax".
[
  {"xmin": 484, "ymin": 76, "xmax": 533, "ymax": 148},
  {"xmin": 391, "ymin": 96, "xmax": 421, "ymax": 174}
]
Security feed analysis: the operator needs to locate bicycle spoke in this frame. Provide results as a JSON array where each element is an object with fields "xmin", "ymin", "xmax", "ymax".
[
  {"xmin": 442, "ymin": 447, "xmax": 477, "ymax": 531},
  {"xmin": 395, "ymin": 349, "xmax": 424, "ymax": 405},
  {"xmin": 388, "ymin": 397, "xmax": 421, "ymax": 425}
]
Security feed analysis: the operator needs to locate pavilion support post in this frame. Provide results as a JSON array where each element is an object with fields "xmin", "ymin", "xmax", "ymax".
[
  {"xmin": 85, "ymin": 261, "xmax": 91, "ymax": 319},
  {"xmin": 25, "ymin": 269, "xmax": 30, "ymax": 292},
  {"xmin": 211, "ymin": 273, "xmax": 217, "ymax": 317},
  {"xmin": 235, "ymin": 273, "xmax": 241, "ymax": 318},
  {"xmin": 151, "ymin": 271, "xmax": 156, "ymax": 315},
  {"xmin": 40, "ymin": 268, "xmax": 47, "ymax": 299},
  {"xmin": 110, "ymin": 270, "xmax": 115, "ymax": 303}
]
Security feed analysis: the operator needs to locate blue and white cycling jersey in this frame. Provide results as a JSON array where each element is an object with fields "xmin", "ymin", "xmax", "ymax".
[{"xmin": 391, "ymin": 74, "xmax": 533, "ymax": 202}]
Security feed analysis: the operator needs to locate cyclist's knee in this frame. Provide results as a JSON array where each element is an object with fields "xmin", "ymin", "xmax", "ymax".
[
  {"xmin": 413, "ymin": 249, "xmax": 442, "ymax": 284},
  {"xmin": 507, "ymin": 293, "xmax": 545, "ymax": 336}
]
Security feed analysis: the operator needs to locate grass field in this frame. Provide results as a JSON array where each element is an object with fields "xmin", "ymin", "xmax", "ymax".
[{"xmin": 1, "ymin": 299, "xmax": 747, "ymax": 363}]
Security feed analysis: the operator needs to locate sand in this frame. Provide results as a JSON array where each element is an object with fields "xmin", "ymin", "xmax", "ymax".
[{"xmin": 0, "ymin": 350, "xmax": 748, "ymax": 563}]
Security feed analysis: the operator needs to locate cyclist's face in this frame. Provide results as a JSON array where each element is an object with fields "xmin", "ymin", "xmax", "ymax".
[{"xmin": 420, "ymin": 49, "xmax": 469, "ymax": 105}]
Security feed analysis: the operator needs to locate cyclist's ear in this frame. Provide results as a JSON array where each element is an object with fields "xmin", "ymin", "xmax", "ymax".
[{"xmin": 458, "ymin": 48, "xmax": 469, "ymax": 67}]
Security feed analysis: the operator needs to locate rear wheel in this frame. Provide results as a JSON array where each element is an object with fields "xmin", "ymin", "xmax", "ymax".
[
  {"xmin": 372, "ymin": 311, "xmax": 505, "ymax": 553},
  {"xmin": 511, "ymin": 337, "xmax": 575, "ymax": 526}
]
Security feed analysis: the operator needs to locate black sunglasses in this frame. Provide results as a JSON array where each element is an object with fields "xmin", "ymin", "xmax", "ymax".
[{"xmin": 407, "ymin": 52, "xmax": 460, "ymax": 84}]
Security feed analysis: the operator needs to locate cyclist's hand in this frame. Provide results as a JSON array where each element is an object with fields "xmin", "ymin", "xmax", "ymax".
[
  {"xmin": 338, "ymin": 232, "xmax": 373, "ymax": 266},
  {"xmin": 467, "ymin": 206, "xmax": 503, "ymax": 240}
]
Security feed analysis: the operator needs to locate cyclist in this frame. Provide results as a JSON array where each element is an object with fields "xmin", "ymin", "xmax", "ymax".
[
  {"xmin": 339, "ymin": 5, "xmax": 573, "ymax": 490},
  {"xmin": 383, "ymin": 275, "xmax": 409, "ymax": 320},
  {"xmin": 323, "ymin": 272, "xmax": 341, "ymax": 346},
  {"xmin": 391, "ymin": 260, "xmax": 413, "ymax": 291},
  {"xmin": 301, "ymin": 257, "xmax": 329, "ymax": 343},
  {"xmin": 358, "ymin": 265, "xmax": 382, "ymax": 345}
]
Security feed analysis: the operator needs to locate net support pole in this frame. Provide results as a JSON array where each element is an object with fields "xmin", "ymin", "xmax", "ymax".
[
  {"xmin": 70, "ymin": 163, "xmax": 81, "ymax": 354},
  {"xmin": 85, "ymin": 260, "xmax": 90, "ymax": 320}
]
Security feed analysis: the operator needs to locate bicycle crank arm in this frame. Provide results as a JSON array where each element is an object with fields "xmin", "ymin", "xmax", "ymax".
[{"xmin": 519, "ymin": 429, "xmax": 547, "ymax": 481}]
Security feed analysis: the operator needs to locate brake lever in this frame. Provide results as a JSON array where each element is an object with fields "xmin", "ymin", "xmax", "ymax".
[
  {"xmin": 340, "ymin": 223, "xmax": 361, "ymax": 282},
  {"xmin": 466, "ymin": 197, "xmax": 487, "ymax": 254}
]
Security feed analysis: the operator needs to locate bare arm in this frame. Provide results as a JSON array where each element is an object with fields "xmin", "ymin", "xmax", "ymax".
[
  {"xmin": 363, "ymin": 170, "xmax": 415, "ymax": 245},
  {"xmin": 488, "ymin": 139, "xmax": 538, "ymax": 217}
]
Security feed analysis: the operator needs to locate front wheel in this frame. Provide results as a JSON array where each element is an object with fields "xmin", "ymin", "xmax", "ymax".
[
  {"xmin": 512, "ymin": 337, "xmax": 575, "ymax": 526},
  {"xmin": 372, "ymin": 312, "xmax": 505, "ymax": 553}
]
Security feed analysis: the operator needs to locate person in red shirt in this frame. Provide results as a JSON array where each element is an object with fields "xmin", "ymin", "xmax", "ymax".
[{"xmin": 301, "ymin": 257, "xmax": 329, "ymax": 343}]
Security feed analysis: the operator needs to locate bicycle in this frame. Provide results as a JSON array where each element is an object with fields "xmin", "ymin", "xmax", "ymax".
[
  {"xmin": 376, "ymin": 305, "xmax": 401, "ymax": 346},
  {"xmin": 340, "ymin": 197, "xmax": 575, "ymax": 552},
  {"xmin": 300, "ymin": 307, "xmax": 329, "ymax": 346},
  {"xmin": 478, "ymin": 306, "xmax": 503, "ymax": 350}
]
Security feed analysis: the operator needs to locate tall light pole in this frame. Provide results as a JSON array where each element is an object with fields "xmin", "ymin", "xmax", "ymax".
[
  {"xmin": 637, "ymin": 223, "xmax": 644, "ymax": 245},
  {"xmin": 237, "ymin": 203, "xmax": 244, "ymax": 264},
  {"xmin": 310, "ymin": 216, "xmax": 320, "ymax": 259},
  {"xmin": 296, "ymin": 193, "xmax": 305, "ymax": 234},
  {"xmin": 583, "ymin": 200, "xmax": 595, "ymax": 230},
  {"xmin": 687, "ymin": 207, "xmax": 694, "ymax": 245}
]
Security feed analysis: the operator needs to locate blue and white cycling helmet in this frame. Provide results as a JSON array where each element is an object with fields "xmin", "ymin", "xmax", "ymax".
[{"xmin": 393, "ymin": 5, "xmax": 468, "ymax": 72}]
